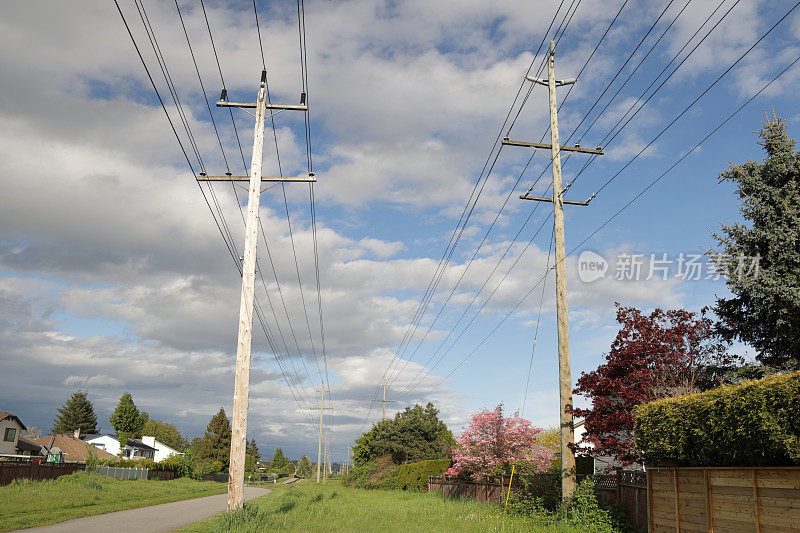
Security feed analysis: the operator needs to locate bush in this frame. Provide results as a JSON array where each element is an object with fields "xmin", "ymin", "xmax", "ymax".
[
  {"xmin": 343, "ymin": 455, "xmax": 397, "ymax": 489},
  {"xmin": 635, "ymin": 371, "xmax": 800, "ymax": 466},
  {"xmin": 506, "ymin": 478, "xmax": 623, "ymax": 533},
  {"xmin": 396, "ymin": 459, "xmax": 450, "ymax": 491}
]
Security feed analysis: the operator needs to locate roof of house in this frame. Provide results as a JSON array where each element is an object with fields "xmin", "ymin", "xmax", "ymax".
[
  {"xmin": 83, "ymin": 434, "xmax": 156, "ymax": 451},
  {"xmin": 32, "ymin": 434, "xmax": 115, "ymax": 461},
  {"xmin": 15, "ymin": 437, "xmax": 42, "ymax": 454},
  {"xmin": 0, "ymin": 411, "xmax": 27, "ymax": 431}
]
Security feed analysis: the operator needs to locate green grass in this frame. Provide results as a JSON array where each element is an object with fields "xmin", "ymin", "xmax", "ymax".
[
  {"xmin": 182, "ymin": 480, "xmax": 585, "ymax": 533},
  {"xmin": 0, "ymin": 471, "xmax": 227, "ymax": 531}
]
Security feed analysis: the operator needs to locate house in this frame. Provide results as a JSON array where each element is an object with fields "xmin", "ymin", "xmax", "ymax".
[
  {"xmin": 573, "ymin": 419, "xmax": 644, "ymax": 474},
  {"xmin": 141, "ymin": 436, "xmax": 183, "ymax": 462},
  {"xmin": 0, "ymin": 411, "xmax": 27, "ymax": 456},
  {"xmin": 84, "ymin": 434, "xmax": 155, "ymax": 460},
  {"xmin": 32, "ymin": 431, "xmax": 115, "ymax": 462}
]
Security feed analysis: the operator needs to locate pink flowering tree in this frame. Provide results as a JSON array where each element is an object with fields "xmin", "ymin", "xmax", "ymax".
[{"xmin": 445, "ymin": 404, "xmax": 553, "ymax": 479}]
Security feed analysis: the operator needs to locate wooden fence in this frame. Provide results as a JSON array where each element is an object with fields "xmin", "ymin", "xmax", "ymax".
[
  {"xmin": 428, "ymin": 475, "xmax": 523, "ymax": 503},
  {"xmin": 429, "ymin": 470, "xmax": 648, "ymax": 531},
  {"xmin": 648, "ymin": 466, "xmax": 800, "ymax": 532},
  {"xmin": 0, "ymin": 462, "xmax": 85, "ymax": 485},
  {"xmin": 147, "ymin": 469, "xmax": 177, "ymax": 480},
  {"xmin": 596, "ymin": 469, "xmax": 648, "ymax": 531}
]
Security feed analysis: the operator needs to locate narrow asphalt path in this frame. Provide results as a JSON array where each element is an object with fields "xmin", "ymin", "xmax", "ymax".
[{"xmin": 23, "ymin": 486, "xmax": 271, "ymax": 533}]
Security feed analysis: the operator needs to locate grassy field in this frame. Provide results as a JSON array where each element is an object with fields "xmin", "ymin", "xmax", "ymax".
[
  {"xmin": 183, "ymin": 480, "xmax": 587, "ymax": 533},
  {"xmin": 0, "ymin": 471, "xmax": 226, "ymax": 531}
]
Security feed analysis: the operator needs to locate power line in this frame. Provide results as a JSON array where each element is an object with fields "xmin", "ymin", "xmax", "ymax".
[
  {"xmin": 417, "ymin": 44, "xmax": 800, "ymax": 405},
  {"xmin": 112, "ymin": 0, "xmax": 316, "ymax": 422},
  {"xmin": 361, "ymin": 0, "xmax": 577, "ymax": 431}
]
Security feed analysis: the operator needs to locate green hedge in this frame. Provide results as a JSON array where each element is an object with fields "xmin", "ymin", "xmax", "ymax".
[
  {"xmin": 635, "ymin": 371, "xmax": 800, "ymax": 467},
  {"xmin": 396, "ymin": 459, "xmax": 450, "ymax": 491}
]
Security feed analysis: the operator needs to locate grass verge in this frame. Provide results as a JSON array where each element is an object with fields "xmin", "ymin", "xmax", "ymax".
[
  {"xmin": 0, "ymin": 471, "xmax": 226, "ymax": 531},
  {"xmin": 182, "ymin": 479, "xmax": 586, "ymax": 533}
]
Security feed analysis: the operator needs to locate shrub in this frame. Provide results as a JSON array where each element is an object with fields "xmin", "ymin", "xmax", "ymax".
[
  {"xmin": 635, "ymin": 371, "xmax": 800, "ymax": 466},
  {"xmin": 343, "ymin": 455, "xmax": 397, "ymax": 489},
  {"xmin": 506, "ymin": 478, "xmax": 622, "ymax": 533},
  {"xmin": 396, "ymin": 459, "xmax": 450, "ymax": 491}
]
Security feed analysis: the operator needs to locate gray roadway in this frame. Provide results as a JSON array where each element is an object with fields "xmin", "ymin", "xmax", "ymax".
[{"xmin": 22, "ymin": 486, "xmax": 271, "ymax": 533}]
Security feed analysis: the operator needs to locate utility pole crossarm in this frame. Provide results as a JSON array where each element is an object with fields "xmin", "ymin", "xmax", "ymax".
[
  {"xmin": 519, "ymin": 194, "xmax": 595, "ymax": 206},
  {"xmin": 197, "ymin": 174, "xmax": 316, "ymax": 182},
  {"xmin": 502, "ymin": 138, "xmax": 604, "ymax": 155},
  {"xmin": 216, "ymin": 101, "xmax": 308, "ymax": 111}
]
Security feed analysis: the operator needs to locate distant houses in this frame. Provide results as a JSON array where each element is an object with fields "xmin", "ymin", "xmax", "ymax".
[
  {"xmin": 84, "ymin": 434, "xmax": 183, "ymax": 461},
  {"xmin": 84, "ymin": 434, "xmax": 155, "ymax": 459},
  {"xmin": 31, "ymin": 430, "xmax": 115, "ymax": 462}
]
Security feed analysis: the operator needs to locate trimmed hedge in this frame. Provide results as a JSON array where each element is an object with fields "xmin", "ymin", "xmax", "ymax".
[
  {"xmin": 635, "ymin": 371, "xmax": 800, "ymax": 467},
  {"xmin": 396, "ymin": 459, "xmax": 450, "ymax": 491}
]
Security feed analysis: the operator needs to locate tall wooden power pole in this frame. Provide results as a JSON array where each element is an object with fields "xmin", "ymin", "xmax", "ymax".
[
  {"xmin": 372, "ymin": 378, "xmax": 395, "ymax": 421},
  {"xmin": 311, "ymin": 388, "xmax": 332, "ymax": 483},
  {"xmin": 503, "ymin": 41, "xmax": 604, "ymax": 501},
  {"xmin": 206, "ymin": 70, "xmax": 314, "ymax": 511}
]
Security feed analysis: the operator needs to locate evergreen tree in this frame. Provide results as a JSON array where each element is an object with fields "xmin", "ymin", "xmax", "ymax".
[
  {"xmin": 52, "ymin": 390, "xmax": 98, "ymax": 434},
  {"xmin": 298, "ymin": 455, "xmax": 313, "ymax": 477},
  {"xmin": 271, "ymin": 447, "xmax": 288, "ymax": 470},
  {"xmin": 246, "ymin": 438, "xmax": 260, "ymax": 461},
  {"xmin": 199, "ymin": 408, "xmax": 232, "ymax": 465},
  {"xmin": 711, "ymin": 112, "xmax": 800, "ymax": 367},
  {"xmin": 109, "ymin": 392, "xmax": 145, "ymax": 449}
]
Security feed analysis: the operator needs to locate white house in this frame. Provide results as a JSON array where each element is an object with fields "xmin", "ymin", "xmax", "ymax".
[
  {"xmin": 141, "ymin": 436, "xmax": 183, "ymax": 462},
  {"xmin": 85, "ymin": 434, "xmax": 155, "ymax": 460}
]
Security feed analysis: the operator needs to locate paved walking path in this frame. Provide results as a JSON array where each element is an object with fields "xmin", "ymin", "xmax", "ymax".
[{"xmin": 23, "ymin": 486, "xmax": 271, "ymax": 533}]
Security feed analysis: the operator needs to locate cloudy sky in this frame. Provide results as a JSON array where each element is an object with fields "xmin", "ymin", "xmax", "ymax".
[{"xmin": 2, "ymin": 0, "xmax": 799, "ymax": 461}]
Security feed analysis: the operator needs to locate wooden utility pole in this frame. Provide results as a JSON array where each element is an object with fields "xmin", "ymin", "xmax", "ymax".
[
  {"xmin": 372, "ymin": 378, "xmax": 396, "ymax": 421},
  {"xmin": 210, "ymin": 70, "xmax": 314, "ymax": 511},
  {"xmin": 323, "ymin": 426, "xmax": 329, "ymax": 484},
  {"xmin": 503, "ymin": 41, "xmax": 604, "ymax": 501},
  {"xmin": 311, "ymin": 388, "xmax": 332, "ymax": 483}
]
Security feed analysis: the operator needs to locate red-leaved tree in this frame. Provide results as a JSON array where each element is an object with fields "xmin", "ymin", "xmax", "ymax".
[
  {"xmin": 570, "ymin": 304, "xmax": 739, "ymax": 465},
  {"xmin": 445, "ymin": 404, "xmax": 553, "ymax": 479}
]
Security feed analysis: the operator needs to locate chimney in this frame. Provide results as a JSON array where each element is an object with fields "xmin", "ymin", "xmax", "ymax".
[{"xmin": 73, "ymin": 429, "xmax": 81, "ymax": 439}]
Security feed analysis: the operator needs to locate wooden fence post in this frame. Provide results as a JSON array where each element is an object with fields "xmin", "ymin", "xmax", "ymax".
[
  {"xmin": 673, "ymin": 468, "xmax": 681, "ymax": 533},
  {"xmin": 616, "ymin": 467, "xmax": 622, "ymax": 500},
  {"xmin": 704, "ymin": 468, "xmax": 714, "ymax": 533},
  {"xmin": 647, "ymin": 470, "xmax": 654, "ymax": 533},
  {"xmin": 753, "ymin": 469, "xmax": 761, "ymax": 533}
]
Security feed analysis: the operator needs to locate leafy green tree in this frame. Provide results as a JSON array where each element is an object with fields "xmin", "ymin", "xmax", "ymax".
[
  {"xmin": 198, "ymin": 408, "xmax": 232, "ymax": 466},
  {"xmin": 353, "ymin": 402, "xmax": 455, "ymax": 466},
  {"xmin": 140, "ymin": 418, "xmax": 188, "ymax": 451},
  {"xmin": 271, "ymin": 447, "xmax": 288, "ymax": 470},
  {"xmin": 711, "ymin": 113, "xmax": 800, "ymax": 368},
  {"xmin": 298, "ymin": 455, "xmax": 313, "ymax": 477},
  {"xmin": 52, "ymin": 390, "xmax": 98, "ymax": 434},
  {"xmin": 109, "ymin": 393, "xmax": 145, "ymax": 448}
]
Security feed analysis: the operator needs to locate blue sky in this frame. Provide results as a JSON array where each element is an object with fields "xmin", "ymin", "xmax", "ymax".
[{"xmin": 1, "ymin": 0, "xmax": 799, "ymax": 462}]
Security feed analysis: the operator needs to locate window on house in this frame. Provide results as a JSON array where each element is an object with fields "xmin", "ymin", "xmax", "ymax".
[{"xmin": 4, "ymin": 428, "xmax": 17, "ymax": 442}]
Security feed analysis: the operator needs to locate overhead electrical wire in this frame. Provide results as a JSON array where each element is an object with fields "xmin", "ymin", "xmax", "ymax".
[
  {"xmin": 415, "ymin": 27, "xmax": 800, "ymax": 406},
  {"xmin": 360, "ymin": 0, "xmax": 576, "ymax": 431},
  {"xmin": 385, "ymin": 0, "xmax": 628, "ymax": 392},
  {"xmin": 112, "ymin": 0, "xmax": 315, "ymax": 422},
  {"xmin": 399, "ymin": 0, "xmax": 792, "ymax": 403}
]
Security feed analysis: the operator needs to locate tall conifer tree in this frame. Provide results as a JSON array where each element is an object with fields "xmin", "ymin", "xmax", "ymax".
[
  {"xmin": 711, "ymin": 112, "xmax": 800, "ymax": 367},
  {"xmin": 52, "ymin": 390, "xmax": 98, "ymax": 434},
  {"xmin": 199, "ymin": 408, "xmax": 232, "ymax": 465}
]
